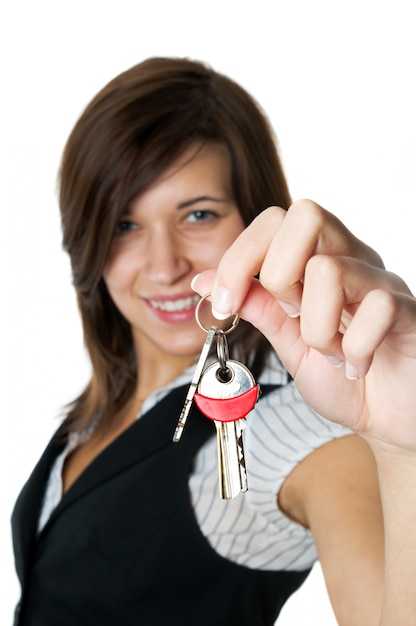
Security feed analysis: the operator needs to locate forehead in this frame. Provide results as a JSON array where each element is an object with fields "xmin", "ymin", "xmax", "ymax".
[
  {"xmin": 148, "ymin": 142, "xmax": 232, "ymax": 192},
  {"xmin": 125, "ymin": 141, "xmax": 235, "ymax": 218}
]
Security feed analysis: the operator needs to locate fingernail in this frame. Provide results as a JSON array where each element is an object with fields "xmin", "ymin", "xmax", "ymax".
[
  {"xmin": 324, "ymin": 355, "xmax": 345, "ymax": 368},
  {"xmin": 345, "ymin": 362, "xmax": 360, "ymax": 380},
  {"xmin": 190, "ymin": 273, "xmax": 201, "ymax": 293},
  {"xmin": 212, "ymin": 286, "xmax": 233, "ymax": 320},
  {"xmin": 278, "ymin": 301, "xmax": 300, "ymax": 318}
]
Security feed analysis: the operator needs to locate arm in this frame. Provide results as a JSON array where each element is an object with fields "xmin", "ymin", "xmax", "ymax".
[
  {"xmin": 192, "ymin": 200, "xmax": 416, "ymax": 624},
  {"xmin": 279, "ymin": 435, "xmax": 384, "ymax": 625},
  {"xmin": 372, "ymin": 447, "xmax": 416, "ymax": 624}
]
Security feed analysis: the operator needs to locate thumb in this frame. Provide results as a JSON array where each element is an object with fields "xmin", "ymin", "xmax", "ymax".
[{"xmin": 191, "ymin": 270, "xmax": 305, "ymax": 376}]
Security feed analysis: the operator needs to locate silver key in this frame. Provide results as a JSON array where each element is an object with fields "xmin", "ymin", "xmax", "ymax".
[
  {"xmin": 195, "ymin": 360, "xmax": 259, "ymax": 499},
  {"xmin": 172, "ymin": 326, "xmax": 217, "ymax": 442}
]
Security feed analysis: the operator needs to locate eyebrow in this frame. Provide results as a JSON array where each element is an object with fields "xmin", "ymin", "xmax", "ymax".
[{"xmin": 177, "ymin": 195, "xmax": 229, "ymax": 209}]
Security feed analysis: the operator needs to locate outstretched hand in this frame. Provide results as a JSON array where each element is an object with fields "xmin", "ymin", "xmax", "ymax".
[{"xmin": 192, "ymin": 201, "xmax": 416, "ymax": 454}]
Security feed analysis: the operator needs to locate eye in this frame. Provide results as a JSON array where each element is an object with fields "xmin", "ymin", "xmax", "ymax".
[
  {"xmin": 115, "ymin": 220, "xmax": 138, "ymax": 234},
  {"xmin": 185, "ymin": 210, "xmax": 216, "ymax": 223}
]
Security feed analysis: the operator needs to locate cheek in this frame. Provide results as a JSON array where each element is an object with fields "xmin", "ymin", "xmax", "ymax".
[
  {"xmin": 103, "ymin": 249, "xmax": 141, "ymax": 294},
  {"xmin": 202, "ymin": 239, "xmax": 241, "ymax": 269}
]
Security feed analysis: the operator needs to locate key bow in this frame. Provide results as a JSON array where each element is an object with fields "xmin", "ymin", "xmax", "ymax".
[{"xmin": 194, "ymin": 386, "xmax": 260, "ymax": 422}]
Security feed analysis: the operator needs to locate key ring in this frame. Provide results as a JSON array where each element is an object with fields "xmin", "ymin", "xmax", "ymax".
[
  {"xmin": 216, "ymin": 330, "xmax": 229, "ymax": 371},
  {"xmin": 195, "ymin": 292, "xmax": 240, "ymax": 335}
]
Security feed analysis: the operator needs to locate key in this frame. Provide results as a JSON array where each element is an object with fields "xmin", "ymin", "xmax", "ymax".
[
  {"xmin": 195, "ymin": 360, "xmax": 260, "ymax": 499},
  {"xmin": 173, "ymin": 293, "xmax": 258, "ymax": 498},
  {"xmin": 172, "ymin": 325, "xmax": 217, "ymax": 442}
]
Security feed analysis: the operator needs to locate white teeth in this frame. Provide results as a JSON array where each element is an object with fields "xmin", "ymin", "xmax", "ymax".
[{"xmin": 149, "ymin": 295, "xmax": 199, "ymax": 312}]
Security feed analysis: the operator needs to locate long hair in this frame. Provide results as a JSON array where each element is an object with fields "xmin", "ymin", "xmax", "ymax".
[{"xmin": 59, "ymin": 57, "xmax": 292, "ymax": 432}]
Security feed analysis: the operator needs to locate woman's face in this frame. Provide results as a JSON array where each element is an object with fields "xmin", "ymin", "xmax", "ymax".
[{"xmin": 103, "ymin": 143, "xmax": 245, "ymax": 366}]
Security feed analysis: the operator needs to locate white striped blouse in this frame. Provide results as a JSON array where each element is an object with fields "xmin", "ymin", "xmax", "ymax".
[{"xmin": 38, "ymin": 353, "xmax": 350, "ymax": 572}]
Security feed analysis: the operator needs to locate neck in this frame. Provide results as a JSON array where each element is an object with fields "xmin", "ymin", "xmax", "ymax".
[{"xmin": 134, "ymin": 342, "xmax": 196, "ymax": 402}]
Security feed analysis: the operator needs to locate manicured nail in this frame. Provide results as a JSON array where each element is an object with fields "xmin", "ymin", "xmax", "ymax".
[
  {"xmin": 212, "ymin": 286, "xmax": 233, "ymax": 320},
  {"xmin": 190, "ymin": 273, "xmax": 201, "ymax": 292},
  {"xmin": 345, "ymin": 361, "xmax": 360, "ymax": 380},
  {"xmin": 278, "ymin": 301, "xmax": 300, "ymax": 318},
  {"xmin": 324, "ymin": 355, "xmax": 345, "ymax": 368}
]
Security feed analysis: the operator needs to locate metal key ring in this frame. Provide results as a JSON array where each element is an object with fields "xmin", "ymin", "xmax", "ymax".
[
  {"xmin": 195, "ymin": 292, "xmax": 240, "ymax": 335},
  {"xmin": 216, "ymin": 330, "xmax": 230, "ymax": 371}
]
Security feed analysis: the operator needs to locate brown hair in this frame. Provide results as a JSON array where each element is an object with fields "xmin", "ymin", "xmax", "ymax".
[{"xmin": 59, "ymin": 57, "xmax": 291, "ymax": 432}]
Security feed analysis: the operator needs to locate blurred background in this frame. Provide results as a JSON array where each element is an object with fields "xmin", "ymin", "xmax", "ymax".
[{"xmin": 1, "ymin": 1, "xmax": 415, "ymax": 623}]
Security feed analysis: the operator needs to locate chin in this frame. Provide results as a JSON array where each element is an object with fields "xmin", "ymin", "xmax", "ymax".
[{"xmin": 163, "ymin": 337, "xmax": 204, "ymax": 359}]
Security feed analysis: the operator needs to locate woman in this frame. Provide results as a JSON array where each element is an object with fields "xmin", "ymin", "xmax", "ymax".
[{"xmin": 12, "ymin": 57, "xmax": 416, "ymax": 625}]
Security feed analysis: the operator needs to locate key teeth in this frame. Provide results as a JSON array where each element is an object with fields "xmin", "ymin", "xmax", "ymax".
[
  {"xmin": 217, "ymin": 420, "xmax": 248, "ymax": 500},
  {"xmin": 236, "ymin": 421, "xmax": 248, "ymax": 492},
  {"xmin": 172, "ymin": 426, "xmax": 183, "ymax": 443},
  {"xmin": 238, "ymin": 449, "xmax": 248, "ymax": 494},
  {"xmin": 173, "ymin": 326, "xmax": 217, "ymax": 442}
]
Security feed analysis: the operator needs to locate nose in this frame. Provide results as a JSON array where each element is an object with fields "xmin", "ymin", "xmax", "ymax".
[{"xmin": 143, "ymin": 227, "xmax": 192, "ymax": 285}]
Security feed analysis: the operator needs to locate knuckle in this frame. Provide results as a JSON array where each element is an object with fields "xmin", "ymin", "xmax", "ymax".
[
  {"xmin": 289, "ymin": 199, "xmax": 326, "ymax": 229},
  {"xmin": 257, "ymin": 205, "xmax": 286, "ymax": 229},
  {"xmin": 305, "ymin": 254, "xmax": 344, "ymax": 284},
  {"xmin": 259, "ymin": 269, "xmax": 290, "ymax": 296},
  {"xmin": 366, "ymin": 288, "xmax": 398, "ymax": 319},
  {"xmin": 301, "ymin": 328, "xmax": 339, "ymax": 354}
]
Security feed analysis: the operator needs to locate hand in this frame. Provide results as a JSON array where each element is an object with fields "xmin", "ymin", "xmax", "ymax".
[{"xmin": 193, "ymin": 201, "xmax": 416, "ymax": 454}]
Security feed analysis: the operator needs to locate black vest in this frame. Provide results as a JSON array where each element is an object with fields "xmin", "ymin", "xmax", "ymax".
[{"xmin": 12, "ymin": 385, "xmax": 310, "ymax": 625}]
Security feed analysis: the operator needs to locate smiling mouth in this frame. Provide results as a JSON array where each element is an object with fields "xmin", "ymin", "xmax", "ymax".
[{"xmin": 148, "ymin": 295, "xmax": 200, "ymax": 312}]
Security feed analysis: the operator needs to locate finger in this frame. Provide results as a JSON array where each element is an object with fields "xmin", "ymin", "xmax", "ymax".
[
  {"xmin": 192, "ymin": 269, "xmax": 291, "ymax": 340},
  {"xmin": 192, "ymin": 269, "xmax": 305, "ymax": 372},
  {"xmin": 299, "ymin": 254, "xmax": 347, "ymax": 363},
  {"xmin": 209, "ymin": 206, "xmax": 286, "ymax": 319},
  {"xmin": 191, "ymin": 269, "xmax": 216, "ymax": 297},
  {"xmin": 210, "ymin": 200, "xmax": 384, "ymax": 320},
  {"xmin": 259, "ymin": 200, "xmax": 384, "ymax": 313},
  {"xmin": 342, "ymin": 289, "xmax": 416, "ymax": 379},
  {"xmin": 300, "ymin": 253, "xmax": 413, "ymax": 371}
]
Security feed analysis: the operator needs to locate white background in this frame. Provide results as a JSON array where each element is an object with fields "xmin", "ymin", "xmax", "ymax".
[{"xmin": 1, "ymin": 1, "xmax": 415, "ymax": 624}]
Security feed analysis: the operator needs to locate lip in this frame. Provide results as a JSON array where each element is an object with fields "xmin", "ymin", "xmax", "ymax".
[{"xmin": 142, "ymin": 292, "xmax": 200, "ymax": 324}]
